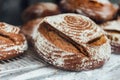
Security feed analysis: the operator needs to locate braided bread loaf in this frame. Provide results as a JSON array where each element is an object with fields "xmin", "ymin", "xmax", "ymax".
[
  {"xmin": 22, "ymin": 14, "xmax": 111, "ymax": 71},
  {"xmin": 0, "ymin": 22, "xmax": 28, "ymax": 60}
]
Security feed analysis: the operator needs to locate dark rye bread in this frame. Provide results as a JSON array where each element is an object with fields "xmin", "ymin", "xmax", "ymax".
[
  {"xmin": 22, "ymin": 14, "xmax": 111, "ymax": 71},
  {"xmin": 60, "ymin": 0, "xmax": 118, "ymax": 23},
  {"xmin": 0, "ymin": 22, "xmax": 28, "ymax": 60},
  {"xmin": 100, "ymin": 18, "xmax": 120, "ymax": 53}
]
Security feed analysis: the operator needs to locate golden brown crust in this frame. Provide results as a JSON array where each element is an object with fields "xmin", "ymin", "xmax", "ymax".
[
  {"xmin": 60, "ymin": 0, "xmax": 118, "ymax": 23},
  {"xmin": 22, "ymin": 14, "xmax": 111, "ymax": 71},
  {"xmin": 39, "ymin": 22, "xmax": 81, "ymax": 55},
  {"xmin": 22, "ymin": 2, "xmax": 61, "ymax": 22},
  {"xmin": 0, "ymin": 22, "xmax": 28, "ymax": 60}
]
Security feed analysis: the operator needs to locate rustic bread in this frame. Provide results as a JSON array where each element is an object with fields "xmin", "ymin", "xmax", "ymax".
[
  {"xmin": 22, "ymin": 13, "xmax": 111, "ymax": 71},
  {"xmin": 100, "ymin": 18, "xmax": 120, "ymax": 53},
  {"xmin": 21, "ymin": 18, "xmax": 42, "ymax": 47},
  {"xmin": 22, "ymin": 2, "xmax": 61, "ymax": 22},
  {"xmin": 60, "ymin": 0, "xmax": 118, "ymax": 23},
  {"xmin": 0, "ymin": 22, "xmax": 28, "ymax": 60}
]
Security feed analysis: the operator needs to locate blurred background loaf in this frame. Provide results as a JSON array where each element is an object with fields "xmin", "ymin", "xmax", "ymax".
[{"xmin": 0, "ymin": 0, "xmax": 119, "ymax": 25}]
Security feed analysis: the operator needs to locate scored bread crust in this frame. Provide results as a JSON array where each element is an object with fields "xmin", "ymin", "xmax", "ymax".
[
  {"xmin": 100, "ymin": 18, "xmax": 120, "ymax": 53},
  {"xmin": 23, "ymin": 14, "xmax": 111, "ymax": 71},
  {"xmin": 0, "ymin": 22, "xmax": 28, "ymax": 60}
]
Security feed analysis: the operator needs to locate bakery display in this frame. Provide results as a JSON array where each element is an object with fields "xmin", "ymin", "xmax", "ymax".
[
  {"xmin": 60, "ymin": 0, "xmax": 118, "ymax": 23},
  {"xmin": 22, "ymin": 2, "xmax": 61, "ymax": 22},
  {"xmin": 100, "ymin": 17, "xmax": 120, "ymax": 53},
  {"xmin": 22, "ymin": 13, "xmax": 111, "ymax": 71},
  {"xmin": 0, "ymin": 22, "xmax": 28, "ymax": 60}
]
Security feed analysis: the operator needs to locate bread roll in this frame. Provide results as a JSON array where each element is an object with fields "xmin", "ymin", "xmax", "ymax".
[
  {"xmin": 0, "ymin": 22, "xmax": 28, "ymax": 60},
  {"xmin": 22, "ymin": 13, "xmax": 111, "ymax": 71}
]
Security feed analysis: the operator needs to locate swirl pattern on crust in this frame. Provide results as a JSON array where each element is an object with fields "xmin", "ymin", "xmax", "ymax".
[
  {"xmin": 64, "ymin": 15, "xmax": 93, "ymax": 30},
  {"xmin": 44, "ymin": 14, "xmax": 104, "ymax": 44},
  {"xmin": 22, "ymin": 13, "xmax": 111, "ymax": 71},
  {"xmin": 0, "ymin": 22, "xmax": 28, "ymax": 60}
]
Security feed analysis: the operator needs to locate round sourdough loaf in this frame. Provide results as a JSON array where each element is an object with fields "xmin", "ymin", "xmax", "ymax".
[
  {"xmin": 22, "ymin": 14, "xmax": 111, "ymax": 71},
  {"xmin": 0, "ymin": 22, "xmax": 28, "ymax": 60}
]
